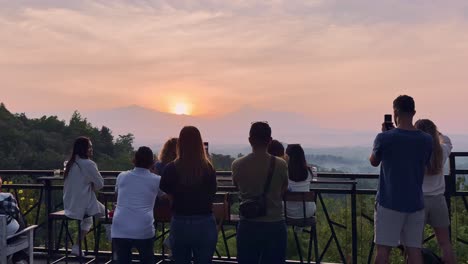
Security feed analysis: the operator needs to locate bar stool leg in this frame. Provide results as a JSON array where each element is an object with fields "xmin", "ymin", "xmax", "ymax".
[
  {"xmin": 95, "ymin": 220, "xmax": 101, "ymax": 263},
  {"xmin": 78, "ymin": 220, "xmax": 83, "ymax": 264},
  {"xmin": 293, "ymin": 227, "xmax": 304, "ymax": 263},
  {"xmin": 221, "ymin": 225, "xmax": 231, "ymax": 259},
  {"xmin": 313, "ymin": 225, "xmax": 320, "ymax": 264},
  {"xmin": 65, "ymin": 219, "xmax": 69, "ymax": 264},
  {"xmin": 56, "ymin": 219, "xmax": 65, "ymax": 251},
  {"xmin": 307, "ymin": 226, "xmax": 313, "ymax": 264}
]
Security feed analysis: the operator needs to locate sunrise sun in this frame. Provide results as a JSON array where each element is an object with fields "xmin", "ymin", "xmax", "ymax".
[{"xmin": 173, "ymin": 102, "xmax": 191, "ymax": 115}]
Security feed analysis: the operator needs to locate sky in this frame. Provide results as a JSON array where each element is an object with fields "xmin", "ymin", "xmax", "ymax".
[{"xmin": 1, "ymin": 0, "xmax": 468, "ymax": 134}]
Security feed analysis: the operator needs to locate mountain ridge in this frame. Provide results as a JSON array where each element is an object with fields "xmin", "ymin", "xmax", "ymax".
[{"xmin": 24, "ymin": 104, "xmax": 468, "ymax": 150}]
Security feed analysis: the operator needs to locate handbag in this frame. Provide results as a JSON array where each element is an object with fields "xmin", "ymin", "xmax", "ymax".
[
  {"xmin": 239, "ymin": 156, "xmax": 276, "ymax": 219},
  {"xmin": 422, "ymin": 248, "xmax": 443, "ymax": 264},
  {"xmin": 397, "ymin": 246, "xmax": 443, "ymax": 264}
]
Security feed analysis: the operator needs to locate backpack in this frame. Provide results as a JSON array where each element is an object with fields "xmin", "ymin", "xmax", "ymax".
[{"xmin": 0, "ymin": 195, "xmax": 26, "ymax": 231}]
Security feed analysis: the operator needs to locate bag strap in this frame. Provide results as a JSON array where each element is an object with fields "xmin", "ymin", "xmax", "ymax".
[{"xmin": 262, "ymin": 156, "xmax": 276, "ymax": 197}]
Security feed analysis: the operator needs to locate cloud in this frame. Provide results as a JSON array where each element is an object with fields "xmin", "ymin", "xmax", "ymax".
[{"xmin": 1, "ymin": 0, "xmax": 468, "ymax": 133}]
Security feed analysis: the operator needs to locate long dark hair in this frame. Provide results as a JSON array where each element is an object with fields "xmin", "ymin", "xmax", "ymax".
[
  {"xmin": 175, "ymin": 126, "xmax": 213, "ymax": 184},
  {"xmin": 286, "ymin": 144, "xmax": 308, "ymax": 182},
  {"xmin": 158, "ymin": 138, "xmax": 178, "ymax": 165},
  {"xmin": 64, "ymin": 137, "xmax": 91, "ymax": 179},
  {"xmin": 415, "ymin": 119, "xmax": 443, "ymax": 176}
]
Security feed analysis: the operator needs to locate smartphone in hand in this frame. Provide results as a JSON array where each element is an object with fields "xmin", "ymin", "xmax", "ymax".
[{"xmin": 384, "ymin": 114, "xmax": 394, "ymax": 131}]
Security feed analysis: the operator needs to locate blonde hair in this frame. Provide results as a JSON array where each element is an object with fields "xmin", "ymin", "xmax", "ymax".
[
  {"xmin": 158, "ymin": 138, "xmax": 178, "ymax": 165},
  {"xmin": 415, "ymin": 119, "xmax": 443, "ymax": 176}
]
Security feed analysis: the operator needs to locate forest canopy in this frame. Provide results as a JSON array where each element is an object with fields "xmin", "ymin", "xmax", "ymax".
[{"xmin": 0, "ymin": 103, "xmax": 134, "ymax": 170}]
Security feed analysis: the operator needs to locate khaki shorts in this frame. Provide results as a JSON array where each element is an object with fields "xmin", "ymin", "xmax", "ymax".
[
  {"xmin": 374, "ymin": 204, "xmax": 424, "ymax": 248},
  {"xmin": 424, "ymin": 195, "xmax": 450, "ymax": 228}
]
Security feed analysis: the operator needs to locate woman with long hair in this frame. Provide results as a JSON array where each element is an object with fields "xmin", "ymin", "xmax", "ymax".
[
  {"xmin": 160, "ymin": 126, "xmax": 218, "ymax": 263},
  {"xmin": 415, "ymin": 119, "xmax": 456, "ymax": 264},
  {"xmin": 285, "ymin": 144, "xmax": 316, "ymax": 218},
  {"xmin": 154, "ymin": 137, "xmax": 178, "ymax": 175},
  {"xmin": 63, "ymin": 136, "xmax": 105, "ymax": 256}
]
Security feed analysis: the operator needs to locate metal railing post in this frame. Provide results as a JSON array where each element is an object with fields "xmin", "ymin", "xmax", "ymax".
[
  {"xmin": 43, "ymin": 178, "xmax": 53, "ymax": 264},
  {"xmin": 351, "ymin": 181, "xmax": 357, "ymax": 264}
]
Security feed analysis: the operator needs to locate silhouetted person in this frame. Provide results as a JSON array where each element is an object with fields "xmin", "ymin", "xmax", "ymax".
[
  {"xmin": 267, "ymin": 139, "xmax": 286, "ymax": 160},
  {"xmin": 285, "ymin": 144, "xmax": 316, "ymax": 218},
  {"xmin": 160, "ymin": 126, "xmax": 218, "ymax": 264},
  {"xmin": 369, "ymin": 95, "xmax": 432, "ymax": 264},
  {"xmin": 415, "ymin": 119, "xmax": 456, "ymax": 264},
  {"xmin": 63, "ymin": 136, "xmax": 105, "ymax": 256},
  {"xmin": 232, "ymin": 122, "xmax": 288, "ymax": 264},
  {"xmin": 112, "ymin": 147, "xmax": 161, "ymax": 264},
  {"xmin": 154, "ymin": 137, "xmax": 178, "ymax": 175}
]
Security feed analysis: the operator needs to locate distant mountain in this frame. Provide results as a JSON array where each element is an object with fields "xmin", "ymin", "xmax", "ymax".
[
  {"xmin": 201, "ymin": 105, "xmax": 323, "ymax": 145},
  {"xmin": 26, "ymin": 105, "xmax": 468, "ymax": 151},
  {"xmin": 78, "ymin": 105, "xmax": 376, "ymax": 148},
  {"xmin": 83, "ymin": 105, "xmax": 201, "ymax": 146}
]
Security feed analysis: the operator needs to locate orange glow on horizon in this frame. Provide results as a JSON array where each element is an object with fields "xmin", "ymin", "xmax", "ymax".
[{"xmin": 172, "ymin": 102, "xmax": 191, "ymax": 115}]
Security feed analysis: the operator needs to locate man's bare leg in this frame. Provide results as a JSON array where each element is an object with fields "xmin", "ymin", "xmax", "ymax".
[
  {"xmin": 374, "ymin": 245, "xmax": 391, "ymax": 264},
  {"xmin": 406, "ymin": 247, "xmax": 423, "ymax": 264},
  {"xmin": 434, "ymin": 227, "xmax": 457, "ymax": 264}
]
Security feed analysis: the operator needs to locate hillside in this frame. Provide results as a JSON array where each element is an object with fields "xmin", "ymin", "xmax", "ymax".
[{"xmin": 0, "ymin": 103, "xmax": 134, "ymax": 170}]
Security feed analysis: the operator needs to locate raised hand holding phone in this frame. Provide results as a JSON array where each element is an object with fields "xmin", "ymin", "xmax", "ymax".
[{"xmin": 382, "ymin": 114, "xmax": 395, "ymax": 132}]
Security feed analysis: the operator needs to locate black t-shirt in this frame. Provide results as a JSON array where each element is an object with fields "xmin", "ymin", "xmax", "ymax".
[{"xmin": 160, "ymin": 162, "xmax": 217, "ymax": 216}]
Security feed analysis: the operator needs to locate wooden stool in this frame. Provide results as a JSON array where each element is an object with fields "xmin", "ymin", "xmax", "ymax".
[
  {"xmin": 284, "ymin": 192, "xmax": 319, "ymax": 264},
  {"xmin": 48, "ymin": 210, "xmax": 95, "ymax": 264}
]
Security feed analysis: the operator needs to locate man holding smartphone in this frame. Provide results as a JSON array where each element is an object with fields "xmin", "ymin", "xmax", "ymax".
[{"xmin": 369, "ymin": 95, "xmax": 432, "ymax": 264}]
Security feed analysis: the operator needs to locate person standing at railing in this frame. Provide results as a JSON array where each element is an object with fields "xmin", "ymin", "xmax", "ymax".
[
  {"xmin": 153, "ymin": 137, "xmax": 178, "ymax": 175},
  {"xmin": 232, "ymin": 122, "xmax": 289, "ymax": 264},
  {"xmin": 153, "ymin": 137, "xmax": 178, "ymax": 256},
  {"xmin": 415, "ymin": 119, "xmax": 457, "ymax": 264},
  {"xmin": 284, "ymin": 144, "xmax": 316, "ymax": 219},
  {"xmin": 111, "ymin": 146, "xmax": 161, "ymax": 264},
  {"xmin": 63, "ymin": 136, "xmax": 105, "ymax": 256},
  {"xmin": 267, "ymin": 139, "xmax": 286, "ymax": 160},
  {"xmin": 160, "ymin": 126, "xmax": 218, "ymax": 264},
  {"xmin": 369, "ymin": 95, "xmax": 433, "ymax": 264}
]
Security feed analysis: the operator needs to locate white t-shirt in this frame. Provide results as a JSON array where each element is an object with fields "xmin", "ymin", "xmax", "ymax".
[
  {"xmin": 422, "ymin": 135, "xmax": 452, "ymax": 196},
  {"xmin": 286, "ymin": 174, "xmax": 317, "ymax": 219},
  {"xmin": 0, "ymin": 192, "xmax": 20, "ymax": 236},
  {"xmin": 111, "ymin": 168, "xmax": 161, "ymax": 239}
]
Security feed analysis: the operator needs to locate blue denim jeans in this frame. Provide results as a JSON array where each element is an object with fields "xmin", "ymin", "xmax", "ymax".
[
  {"xmin": 237, "ymin": 220, "xmax": 287, "ymax": 264},
  {"xmin": 113, "ymin": 237, "xmax": 154, "ymax": 264},
  {"xmin": 170, "ymin": 214, "xmax": 218, "ymax": 264}
]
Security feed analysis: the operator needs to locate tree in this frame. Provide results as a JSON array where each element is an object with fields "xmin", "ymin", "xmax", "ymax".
[
  {"xmin": 0, "ymin": 104, "xmax": 134, "ymax": 170},
  {"xmin": 211, "ymin": 153, "xmax": 235, "ymax": 171}
]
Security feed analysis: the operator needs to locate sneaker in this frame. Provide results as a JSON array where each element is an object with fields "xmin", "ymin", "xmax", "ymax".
[{"xmin": 71, "ymin": 244, "xmax": 85, "ymax": 256}]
